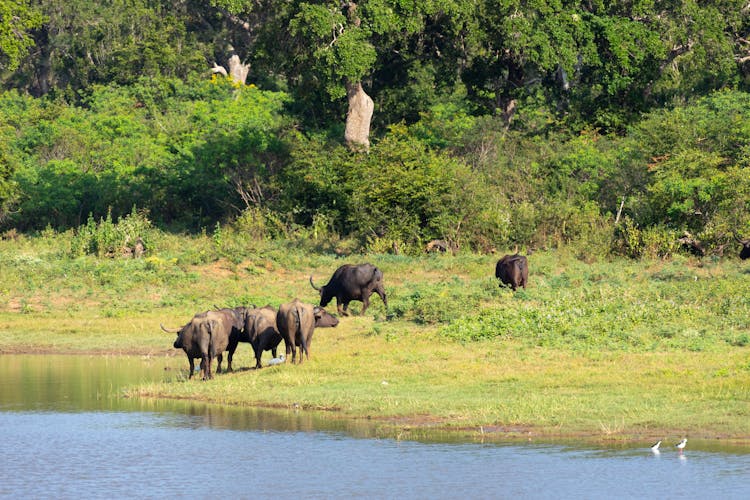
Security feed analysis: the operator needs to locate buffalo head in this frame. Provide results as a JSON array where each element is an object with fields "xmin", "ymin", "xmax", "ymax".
[
  {"xmin": 309, "ymin": 275, "xmax": 334, "ymax": 307},
  {"xmin": 161, "ymin": 323, "xmax": 184, "ymax": 348},
  {"xmin": 314, "ymin": 307, "xmax": 339, "ymax": 327}
]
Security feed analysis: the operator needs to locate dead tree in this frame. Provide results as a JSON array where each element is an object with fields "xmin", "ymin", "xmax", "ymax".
[{"xmin": 344, "ymin": 81, "xmax": 373, "ymax": 152}]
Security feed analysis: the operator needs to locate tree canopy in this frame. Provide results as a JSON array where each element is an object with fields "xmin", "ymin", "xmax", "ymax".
[{"xmin": 0, "ymin": 0, "xmax": 748, "ymax": 256}]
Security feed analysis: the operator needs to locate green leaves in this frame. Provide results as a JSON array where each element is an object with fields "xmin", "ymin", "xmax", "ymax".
[{"xmin": 0, "ymin": 0, "xmax": 43, "ymax": 70}]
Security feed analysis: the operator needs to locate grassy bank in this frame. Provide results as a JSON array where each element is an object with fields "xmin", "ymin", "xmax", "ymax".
[{"xmin": 2, "ymin": 233, "xmax": 749, "ymax": 443}]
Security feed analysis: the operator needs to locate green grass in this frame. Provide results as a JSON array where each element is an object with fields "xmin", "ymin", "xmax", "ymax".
[{"xmin": 1, "ymin": 233, "xmax": 749, "ymax": 443}]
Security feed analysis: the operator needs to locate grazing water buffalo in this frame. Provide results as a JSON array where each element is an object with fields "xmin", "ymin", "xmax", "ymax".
[
  {"xmin": 276, "ymin": 299, "xmax": 336, "ymax": 364},
  {"xmin": 162, "ymin": 310, "xmax": 233, "ymax": 380},
  {"xmin": 495, "ymin": 254, "xmax": 529, "ymax": 291},
  {"xmin": 243, "ymin": 306, "xmax": 283, "ymax": 369},
  {"xmin": 736, "ymin": 235, "xmax": 750, "ymax": 260},
  {"xmin": 310, "ymin": 263, "xmax": 387, "ymax": 316}
]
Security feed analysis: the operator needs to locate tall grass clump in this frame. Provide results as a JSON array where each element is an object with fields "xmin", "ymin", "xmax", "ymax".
[{"xmin": 70, "ymin": 207, "xmax": 153, "ymax": 258}]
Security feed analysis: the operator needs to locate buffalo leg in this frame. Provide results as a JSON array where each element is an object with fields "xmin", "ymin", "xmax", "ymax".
[
  {"xmin": 202, "ymin": 355, "xmax": 211, "ymax": 380},
  {"xmin": 298, "ymin": 334, "xmax": 309, "ymax": 364},
  {"xmin": 285, "ymin": 340, "xmax": 296, "ymax": 364},
  {"xmin": 337, "ymin": 301, "xmax": 348, "ymax": 316},
  {"xmin": 187, "ymin": 357, "xmax": 195, "ymax": 380},
  {"xmin": 360, "ymin": 295, "xmax": 370, "ymax": 315},
  {"xmin": 216, "ymin": 353, "xmax": 224, "ymax": 374},
  {"xmin": 252, "ymin": 342, "xmax": 263, "ymax": 369},
  {"xmin": 227, "ymin": 342, "xmax": 238, "ymax": 372}
]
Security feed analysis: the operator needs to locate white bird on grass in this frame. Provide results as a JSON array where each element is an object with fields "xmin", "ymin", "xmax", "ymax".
[
  {"xmin": 267, "ymin": 355, "xmax": 285, "ymax": 366},
  {"xmin": 675, "ymin": 438, "xmax": 687, "ymax": 452}
]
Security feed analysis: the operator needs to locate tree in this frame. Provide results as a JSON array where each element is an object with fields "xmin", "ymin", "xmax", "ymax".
[
  {"xmin": 210, "ymin": 0, "xmax": 476, "ymax": 144},
  {"xmin": 461, "ymin": 1, "xmax": 749, "ymax": 133},
  {"xmin": 7, "ymin": 0, "xmax": 208, "ymax": 97}
]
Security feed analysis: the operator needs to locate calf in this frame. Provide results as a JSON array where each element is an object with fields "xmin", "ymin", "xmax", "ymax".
[{"xmin": 737, "ymin": 235, "xmax": 750, "ymax": 260}]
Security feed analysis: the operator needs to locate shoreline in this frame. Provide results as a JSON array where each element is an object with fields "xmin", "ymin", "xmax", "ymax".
[{"xmin": 4, "ymin": 347, "xmax": 750, "ymax": 446}]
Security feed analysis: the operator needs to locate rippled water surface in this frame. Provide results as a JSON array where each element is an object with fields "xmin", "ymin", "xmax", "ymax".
[{"xmin": 1, "ymin": 355, "xmax": 749, "ymax": 499}]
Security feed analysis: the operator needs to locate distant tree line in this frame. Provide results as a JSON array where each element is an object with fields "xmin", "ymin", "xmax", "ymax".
[{"xmin": 0, "ymin": 1, "xmax": 748, "ymax": 256}]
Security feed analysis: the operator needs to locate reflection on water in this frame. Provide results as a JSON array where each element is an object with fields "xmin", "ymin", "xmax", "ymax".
[{"xmin": 1, "ymin": 355, "xmax": 749, "ymax": 499}]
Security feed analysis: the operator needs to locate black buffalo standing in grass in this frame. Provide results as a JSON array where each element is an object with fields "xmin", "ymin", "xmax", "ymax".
[
  {"xmin": 736, "ymin": 235, "xmax": 750, "ymax": 260},
  {"xmin": 310, "ymin": 263, "xmax": 387, "ymax": 316},
  {"xmin": 276, "ymin": 299, "xmax": 338, "ymax": 364},
  {"xmin": 243, "ymin": 305, "xmax": 282, "ymax": 369},
  {"xmin": 495, "ymin": 254, "xmax": 529, "ymax": 291},
  {"xmin": 162, "ymin": 309, "xmax": 234, "ymax": 380}
]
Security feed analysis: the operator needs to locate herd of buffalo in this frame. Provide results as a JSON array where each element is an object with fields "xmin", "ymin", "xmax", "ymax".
[
  {"xmin": 164, "ymin": 239, "xmax": 750, "ymax": 380},
  {"xmin": 162, "ymin": 263, "xmax": 389, "ymax": 379}
]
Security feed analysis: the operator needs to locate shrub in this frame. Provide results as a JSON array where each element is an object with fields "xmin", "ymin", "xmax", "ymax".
[{"xmin": 70, "ymin": 208, "xmax": 153, "ymax": 258}]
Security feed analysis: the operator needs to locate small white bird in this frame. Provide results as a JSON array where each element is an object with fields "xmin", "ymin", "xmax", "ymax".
[
  {"xmin": 267, "ymin": 355, "xmax": 286, "ymax": 366},
  {"xmin": 650, "ymin": 440, "xmax": 661, "ymax": 452},
  {"xmin": 675, "ymin": 438, "xmax": 687, "ymax": 452}
]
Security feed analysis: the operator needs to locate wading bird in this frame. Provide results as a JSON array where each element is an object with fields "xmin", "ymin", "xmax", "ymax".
[{"xmin": 675, "ymin": 438, "xmax": 687, "ymax": 453}]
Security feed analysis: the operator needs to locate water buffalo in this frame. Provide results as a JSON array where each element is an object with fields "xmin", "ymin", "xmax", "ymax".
[
  {"xmin": 310, "ymin": 263, "xmax": 387, "ymax": 316},
  {"xmin": 276, "ymin": 299, "xmax": 337, "ymax": 364},
  {"xmin": 161, "ymin": 310, "xmax": 233, "ymax": 380},
  {"xmin": 243, "ymin": 306, "xmax": 283, "ymax": 369},
  {"xmin": 214, "ymin": 306, "xmax": 253, "ymax": 372},
  {"xmin": 495, "ymin": 254, "xmax": 529, "ymax": 291},
  {"xmin": 736, "ymin": 235, "xmax": 750, "ymax": 260},
  {"xmin": 314, "ymin": 309, "xmax": 340, "ymax": 327}
]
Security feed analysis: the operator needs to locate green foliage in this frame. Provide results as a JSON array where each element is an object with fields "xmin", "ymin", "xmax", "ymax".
[
  {"xmin": 345, "ymin": 125, "xmax": 492, "ymax": 250},
  {"xmin": 440, "ymin": 253, "xmax": 750, "ymax": 351},
  {"xmin": 0, "ymin": 0, "xmax": 747, "ymax": 259},
  {"xmin": 6, "ymin": 78, "xmax": 290, "ymax": 231},
  {"xmin": 625, "ymin": 90, "xmax": 750, "ymax": 236},
  {"xmin": 0, "ymin": 0, "xmax": 43, "ymax": 70},
  {"xmin": 0, "ymin": 123, "xmax": 21, "ymax": 222},
  {"xmin": 389, "ymin": 275, "xmax": 498, "ymax": 324},
  {"xmin": 70, "ymin": 207, "xmax": 153, "ymax": 258},
  {"xmin": 9, "ymin": 0, "xmax": 207, "ymax": 97}
]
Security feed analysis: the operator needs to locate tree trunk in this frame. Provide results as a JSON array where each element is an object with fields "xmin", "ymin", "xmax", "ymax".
[
  {"xmin": 228, "ymin": 54, "xmax": 250, "ymax": 85},
  {"xmin": 344, "ymin": 81, "xmax": 373, "ymax": 152},
  {"xmin": 211, "ymin": 54, "xmax": 250, "ymax": 86}
]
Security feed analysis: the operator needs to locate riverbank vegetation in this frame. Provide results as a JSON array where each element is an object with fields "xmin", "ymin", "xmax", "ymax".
[
  {"xmin": 1, "ymin": 232, "xmax": 748, "ymax": 441},
  {"xmin": 0, "ymin": 1, "xmax": 749, "ymax": 442}
]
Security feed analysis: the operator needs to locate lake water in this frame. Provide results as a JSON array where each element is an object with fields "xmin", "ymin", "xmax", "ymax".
[{"xmin": 1, "ymin": 354, "xmax": 749, "ymax": 499}]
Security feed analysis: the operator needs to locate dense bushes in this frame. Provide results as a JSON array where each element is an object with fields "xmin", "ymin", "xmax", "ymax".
[{"xmin": 0, "ymin": 78, "xmax": 749, "ymax": 257}]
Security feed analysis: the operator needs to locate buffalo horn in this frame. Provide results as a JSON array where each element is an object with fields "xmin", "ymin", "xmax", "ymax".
[
  {"xmin": 309, "ymin": 275, "xmax": 321, "ymax": 291},
  {"xmin": 160, "ymin": 323, "xmax": 181, "ymax": 333}
]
